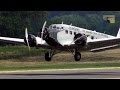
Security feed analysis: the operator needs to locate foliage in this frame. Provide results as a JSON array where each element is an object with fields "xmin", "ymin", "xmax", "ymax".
[
  {"xmin": 49, "ymin": 11, "xmax": 120, "ymax": 36},
  {"xmin": 0, "ymin": 11, "xmax": 48, "ymax": 38},
  {"xmin": 0, "ymin": 45, "xmax": 47, "ymax": 60}
]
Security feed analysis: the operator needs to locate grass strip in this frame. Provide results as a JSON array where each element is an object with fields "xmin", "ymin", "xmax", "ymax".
[{"xmin": 0, "ymin": 62, "xmax": 120, "ymax": 71}]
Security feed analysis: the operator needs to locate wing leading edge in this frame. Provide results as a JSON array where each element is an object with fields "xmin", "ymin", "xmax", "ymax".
[{"xmin": 0, "ymin": 36, "xmax": 25, "ymax": 44}]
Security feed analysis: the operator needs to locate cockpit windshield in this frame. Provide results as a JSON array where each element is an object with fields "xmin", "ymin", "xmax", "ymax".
[
  {"xmin": 53, "ymin": 25, "xmax": 56, "ymax": 29},
  {"xmin": 49, "ymin": 24, "xmax": 64, "ymax": 31}
]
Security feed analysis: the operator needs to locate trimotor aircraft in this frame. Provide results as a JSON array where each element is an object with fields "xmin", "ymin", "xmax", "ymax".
[{"xmin": 0, "ymin": 21, "xmax": 120, "ymax": 61}]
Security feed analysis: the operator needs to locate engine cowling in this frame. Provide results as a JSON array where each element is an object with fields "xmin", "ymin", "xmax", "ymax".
[
  {"xmin": 74, "ymin": 33, "xmax": 87, "ymax": 46},
  {"xmin": 38, "ymin": 27, "xmax": 49, "ymax": 40},
  {"xmin": 24, "ymin": 34, "xmax": 37, "ymax": 47},
  {"xmin": 42, "ymin": 28, "xmax": 50, "ymax": 40}
]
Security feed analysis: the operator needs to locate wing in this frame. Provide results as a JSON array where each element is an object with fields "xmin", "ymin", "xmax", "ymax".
[
  {"xmin": 0, "ymin": 36, "xmax": 50, "ymax": 49},
  {"xmin": 0, "ymin": 36, "xmax": 25, "ymax": 44},
  {"xmin": 87, "ymin": 37, "xmax": 120, "ymax": 52},
  {"xmin": 63, "ymin": 37, "xmax": 120, "ymax": 52}
]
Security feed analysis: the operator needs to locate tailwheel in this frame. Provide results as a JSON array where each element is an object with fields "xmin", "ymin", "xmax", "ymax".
[
  {"xmin": 74, "ymin": 52, "xmax": 81, "ymax": 61},
  {"xmin": 45, "ymin": 52, "xmax": 52, "ymax": 61}
]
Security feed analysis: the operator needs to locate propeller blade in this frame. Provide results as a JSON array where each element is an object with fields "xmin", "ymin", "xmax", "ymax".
[
  {"xmin": 41, "ymin": 21, "xmax": 47, "ymax": 44},
  {"xmin": 25, "ymin": 28, "xmax": 31, "ymax": 51}
]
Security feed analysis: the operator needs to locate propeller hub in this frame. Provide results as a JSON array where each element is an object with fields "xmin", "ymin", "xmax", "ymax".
[{"xmin": 24, "ymin": 34, "xmax": 37, "ymax": 47}]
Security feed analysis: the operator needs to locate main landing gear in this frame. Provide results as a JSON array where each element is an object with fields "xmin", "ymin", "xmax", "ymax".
[
  {"xmin": 74, "ymin": 50, "xmax": 81, "ymax": 61},
  {"xmin": 44, "ymin": 49, "xmax": 81, "ymax": 61},
  {"xmin": 45, "ymin": 49, "xmax": 55, "ymax": 61}
]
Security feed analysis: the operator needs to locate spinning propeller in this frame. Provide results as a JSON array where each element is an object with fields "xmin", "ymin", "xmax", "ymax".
[
  {"xmin": 24, "ymin": 21, "xmax": 47, "ymax": 50},
  {"xmin": 41, "ymin": 21, "xmax": 47, "ymax": 44},
  {"xmin": 25, "ymin": 28, "xmax": 31, "ymax": 51}
]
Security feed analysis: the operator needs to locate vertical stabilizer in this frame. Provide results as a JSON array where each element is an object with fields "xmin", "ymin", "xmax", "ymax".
[{"xmin": 117, "ymin": 28, "xmax": 120, "ymax": 37}]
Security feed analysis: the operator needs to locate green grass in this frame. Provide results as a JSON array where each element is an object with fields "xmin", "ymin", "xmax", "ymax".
[
  {"xmin": 0, "ymin": 45, "xmax": 47, "ymax": 60},
  {"xmin": 0, "ymin": 45, "xmax": 120, "ymax": 71},
  {"xmin": 0, "ymin": 62, "xmax": 120, "ymax": 71}
]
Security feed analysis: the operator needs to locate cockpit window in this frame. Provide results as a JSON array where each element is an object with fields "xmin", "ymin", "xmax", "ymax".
[
  {"xmin": 49, "ymin": 26, "xmax": 52, "ymax": 29},
  {"xmin": 53, "ymin": 25, "xmax": 56, "ymax": 28},
  {"xmin": 61, "ymin": 27, "xmax": 63, "ymax": 29}
]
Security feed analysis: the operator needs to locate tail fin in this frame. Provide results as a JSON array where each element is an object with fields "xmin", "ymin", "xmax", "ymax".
[{"xmin": 117, "ymin": 28, "xmax": 120, "ymax": 37}]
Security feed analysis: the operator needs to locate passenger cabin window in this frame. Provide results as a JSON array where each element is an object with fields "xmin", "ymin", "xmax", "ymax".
[
  {"xmin": 91, "ymin": 36, "xmax": 94, "ymax": 39},
  {"xmin": 70, "ymin": 31, "xmax": 72, "ymax": 35},
  {"xmin": 65, "ymin": 30, "xmax": 68, "ymax": 34},
  {"xmin": 74, "ymin": 32, "xmax": 76, "ymax": 35},
  {"xmin": 57, "ymin": 27, "xmax": 59, "ymax": 29},
  {"xmin": 87, "ymin": 35, "xmax": 90, "ymax": 37}
]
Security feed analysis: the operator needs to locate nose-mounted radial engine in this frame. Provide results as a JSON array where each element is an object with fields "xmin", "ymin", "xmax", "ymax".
[
  {"xmin": 38, "ymin": 27, "xmax": 50, "ymax": 40},
  {"xmin": 38, "ymin": 25, "xmax": 62, "ymax": 48}
]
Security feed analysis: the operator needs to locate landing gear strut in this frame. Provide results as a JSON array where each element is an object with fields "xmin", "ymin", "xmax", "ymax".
[
  {"xmin": 45, "ymin": 49, "xmax": 81, "ymax": 62},
  {"xmin": 66, "ymin": 47, "xmax": 82, "ymax": 61},
  {"xmin": 45, "ymin": 49, "xmax": 55, "ymax": 61},
  {"xmin": 74, "ymin": 50, "xmax": 81, "ymax": 61}
]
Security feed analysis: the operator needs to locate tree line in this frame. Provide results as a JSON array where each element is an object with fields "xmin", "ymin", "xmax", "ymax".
[{"xmin": 0, "ymin": 11, "xmax": 48, "ymax": 38}]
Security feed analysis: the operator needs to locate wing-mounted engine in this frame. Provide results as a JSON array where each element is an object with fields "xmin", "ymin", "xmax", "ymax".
[
  {"xmin": 74, "ymin": 33, "xmax": 87, "ymax": 46},
  {"xmin": 24, "ymin": 34, "xmax": 37, "ymax": 47}
]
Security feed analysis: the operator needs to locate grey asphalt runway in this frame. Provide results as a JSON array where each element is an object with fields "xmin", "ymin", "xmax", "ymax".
[{"xmin": 0, "ymin": 68, "xmax": 120, "ymax": 79}]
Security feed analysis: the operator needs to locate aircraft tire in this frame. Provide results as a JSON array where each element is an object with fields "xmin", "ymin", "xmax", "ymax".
[
  {"xmin": 45, "ymin": 52, "xmax": 52, "ymax": 61},
  {"xmin": 74, "ymin": 52, "xmax": 81, "ymax": 61}
]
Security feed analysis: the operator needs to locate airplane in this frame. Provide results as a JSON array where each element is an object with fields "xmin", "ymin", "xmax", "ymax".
[{"xmin": 0, "ymin": 21, "xmax": 120, "ymax": 61}]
